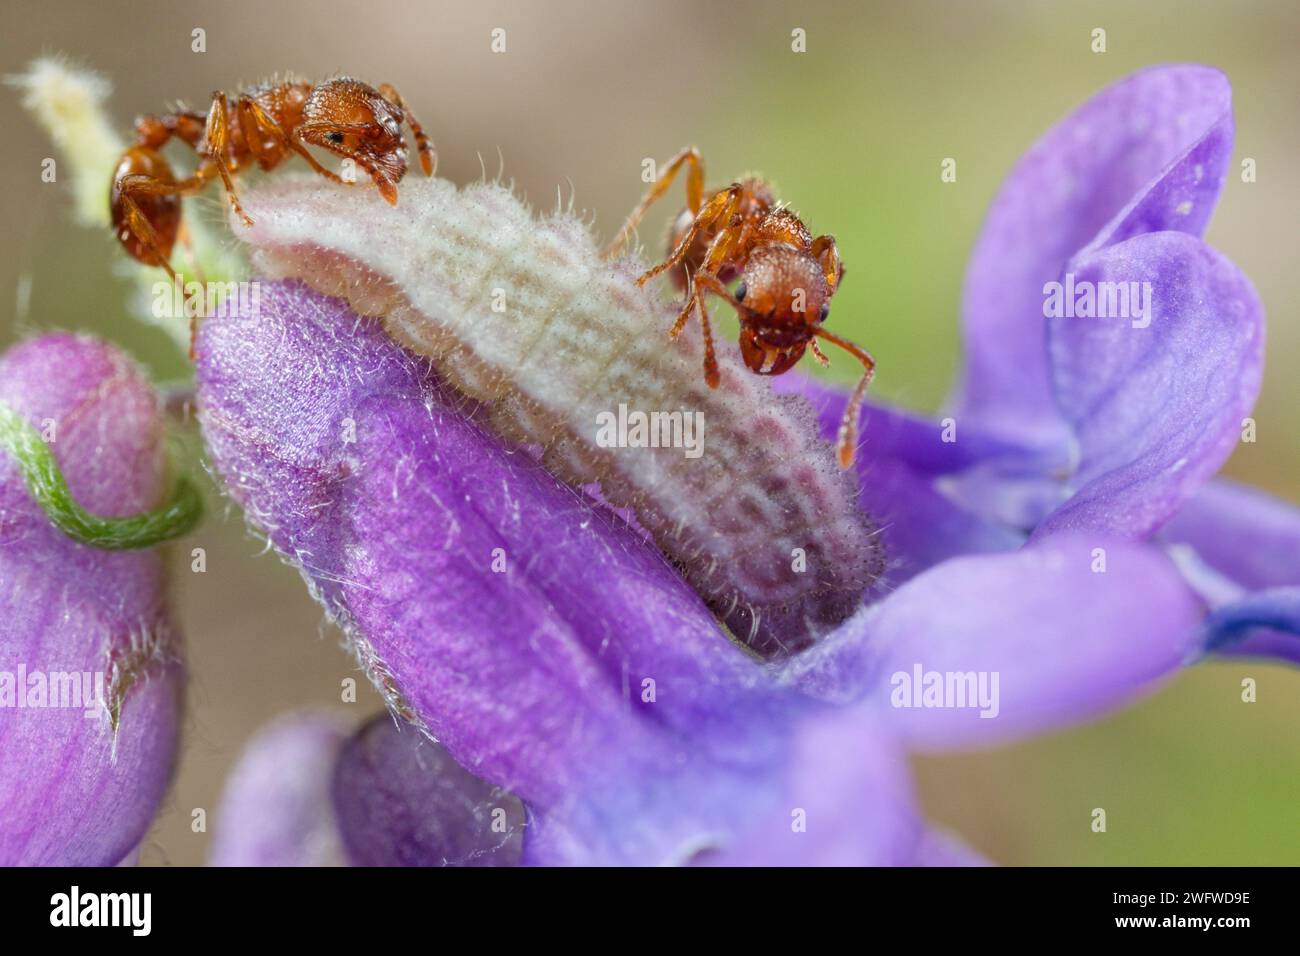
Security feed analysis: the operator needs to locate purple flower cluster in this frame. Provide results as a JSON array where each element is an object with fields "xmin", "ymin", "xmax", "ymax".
[{"xmin": 3, "ymin": 64, "xmax": 1296, "ymax": 865}]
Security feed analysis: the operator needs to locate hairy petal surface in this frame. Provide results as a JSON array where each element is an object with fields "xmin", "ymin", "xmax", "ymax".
[
  {"xmin": 197, "ymin": 283, "xmax": 805, "ymax": 864},
  {"xmin": 0, "ymin": 335, "xmax": 183, "ymax": 866}
]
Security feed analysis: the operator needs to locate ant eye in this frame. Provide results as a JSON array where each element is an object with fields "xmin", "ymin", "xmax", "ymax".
[
  {"xmin": 327, "ymin": 132, "xmax": 345, "ymax": 145},
  {"xmin": 819, "ymin": 303, "xmax": 830, "ymax": 321},
  {"xmin": 734, "ymin": 282, "xmax": 747, "ymax": 302}
]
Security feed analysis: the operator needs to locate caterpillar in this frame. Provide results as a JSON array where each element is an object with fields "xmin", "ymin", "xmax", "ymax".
[{"xmin": 227, "ymin": 175, "xmax": 882, "ymax": 656}]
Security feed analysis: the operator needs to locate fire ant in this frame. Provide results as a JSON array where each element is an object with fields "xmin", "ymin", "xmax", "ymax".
[
  {"xmin": 110, "ymin": 76, "xmax": 435, "ymax": 284},
  {"xmin": 604, "ymin": 147, "xmax": 875, "ymax": 468}
]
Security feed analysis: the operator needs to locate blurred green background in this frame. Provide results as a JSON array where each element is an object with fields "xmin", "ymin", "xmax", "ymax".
[{"xmin": 1, "ymin": 0, "xmax": 1296, "ymax": 864}]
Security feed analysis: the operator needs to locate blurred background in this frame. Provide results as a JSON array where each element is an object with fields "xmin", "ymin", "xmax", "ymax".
[{"xmin": 1, "ymin": 0, "xmax": 1297, "ymax": 864}]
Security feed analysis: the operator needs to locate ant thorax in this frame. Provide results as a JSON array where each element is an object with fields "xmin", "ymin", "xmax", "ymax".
[{"xmin": 226, "ymin": 175, "xmax": 883, "ymax": 656}]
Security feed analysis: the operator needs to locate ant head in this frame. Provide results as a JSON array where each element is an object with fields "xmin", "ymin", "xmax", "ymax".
[
  {"xmin": 733, "ymin": 245, "xmax": 832, "ymax": 336},
  {"xmin": 301, "ymin": 79, "xmax": 409, "ymax": 203}
]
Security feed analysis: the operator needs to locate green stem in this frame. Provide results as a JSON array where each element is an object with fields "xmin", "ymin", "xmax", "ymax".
[{"xmin": 0, "ymin": 403, "xmax": 202, "ymax": 549}]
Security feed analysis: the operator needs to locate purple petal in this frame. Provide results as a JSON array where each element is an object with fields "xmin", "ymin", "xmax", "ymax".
[
  {"xmin": 332, "ymin": 714, "xmax": 523, "ymax": 866},
  {"xmin": 197, "ymin": 282, "xmax": 794, "ymax": 864},
  {"xmin": 856, "ymin": 457, "xmax": 1025, "ymax": 586},
  {"xmin": 953, "ymin": 65, "xmax": 1233, "ymax": 446},
  {"xmin": 1202, "ymin": 589, "xmax": 1300, "ymax": 666},
  {"xmin": 0, "ymin": 335, "xmax": 183, "ymax": 866},
  {"xmin": 936, "ymin": 462, "xmax": 1069, "ymax": 534},
  {"xmin": 210, "ymin": 713, "xmax": 524, "ymax": 866},
  {"xmin": 1036, "ymin": 233, "xmax": 1263, "ymax": 539},
  {"xmin": 1161, "ymin": 480, "xmax": 1300, "ymax": 663},
  {"xmin": 209, "ymin": 715, "xmax": 351, "ymax": 866},
  {"xmin": 778, "ymin": 372, "xmax": 1050, "ymax": 475},
  {"xmin": 776, "ymin": 375, "xmax": 1027, "ymax": 585},
  {"xmin": 792, "ymin": 533, "xmax": 1204, "ymax": 750},
  {"xmin": 913, "ymin": 829, "xmax": 993, "ymax": 867},
  {"xmin": 1162, "ymin": 479, "xmax": 1300, "ymax": 591},
  {"xmin": 692, "ymin": 710, "xmax": 924, "ymax": 867}
]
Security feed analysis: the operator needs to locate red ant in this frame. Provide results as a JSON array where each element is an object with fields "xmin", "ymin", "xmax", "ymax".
[
  {"xmin": 110, "ymin": 76, "xmax": 435, "ymax": 282},
  {"xmin": 605, "ymin": 147, "xmax": 875, "ymax": 468}
]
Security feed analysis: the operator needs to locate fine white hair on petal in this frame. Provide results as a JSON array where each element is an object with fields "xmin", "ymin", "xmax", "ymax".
[{"xmin": 231, "ymin": 175, "xmax": 883, "ymax": 655}]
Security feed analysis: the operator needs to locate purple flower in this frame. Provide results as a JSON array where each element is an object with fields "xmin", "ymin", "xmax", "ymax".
[
  {"xmin": 195, "ymin": 65, "xmax": 1295, "ymax": 865},
  {"xmin": 209, "ymin": 713, "xmax": 523, "ymax": 866},
  {"xmin": 0, "ymin": 335, "xmax": 184, "ymax": 866}
]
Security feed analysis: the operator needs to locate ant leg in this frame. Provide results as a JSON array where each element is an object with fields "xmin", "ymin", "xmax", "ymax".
[
  {"xmin": 696, "ymin": 212, "xmax": 747, "ymax": 278},
  {"xmin": 637, "ymin": 184, "xmax": 741, "ymax": 286},
  {"xmin": 664, "ymin": 277, "xmax": 720, "ymax": 387},
  {"xmin": 688, "ymin": 271, "xmax": 751, "ymax": 388},
  {"xmin": 117, "ymin": 190, "xmax": 178, "ymax": 282},
  {"xmin": 694, "ymin": 286, "xmax": 722, "ymax": 388},
  {"xmin": 664, "ymin": 217, "xmax": 741, "ymax": 337},
  {"xmin": 116, "ymin": 168, "xmax": 212, "ymax": 280},
  {"xmin": 813, "ymin": 326, "xmax": 876, "ymax": 468},
  {"xmin": 202, "ymin": 91, "xmax": 253, "ymax": 226},
  {"xmin": 238, "ymin": 97, "xmax": 345, "ymax": 185},
  {"xmin": 810, "ymin": 234, "xmax": 845, "ymax": 293},
  {"xmin": 379, "ymin": 83, "xmax": 436, "ymax": 176},
  {"xmin": 691, "ymin": 271, "xmax": 745, "ymax": 313},
  {"xmin": 119, "ymin": 169, "xmax": 214, "ymax": 357},
  {"xmin": 604, "ymin": 147, "xmax": 705, "ymax": 259},
  {"xmin": 668, "ymin": 276, "xmax": 697, "ymax": 338}
]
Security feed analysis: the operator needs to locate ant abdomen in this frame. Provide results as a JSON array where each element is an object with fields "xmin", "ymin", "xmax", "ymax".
[{"xmin": 110, "ymin": 146, "xmax": 181, "ymax": 267}]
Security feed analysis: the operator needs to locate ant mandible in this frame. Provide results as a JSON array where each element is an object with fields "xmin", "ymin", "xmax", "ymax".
[
  {"xmin": 604, "ymin": 147, "xmax": 875, "ymax": 469},
  {"xmin": 110, "ymin": 76, "xmax": 435, "ymax": 282}
]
